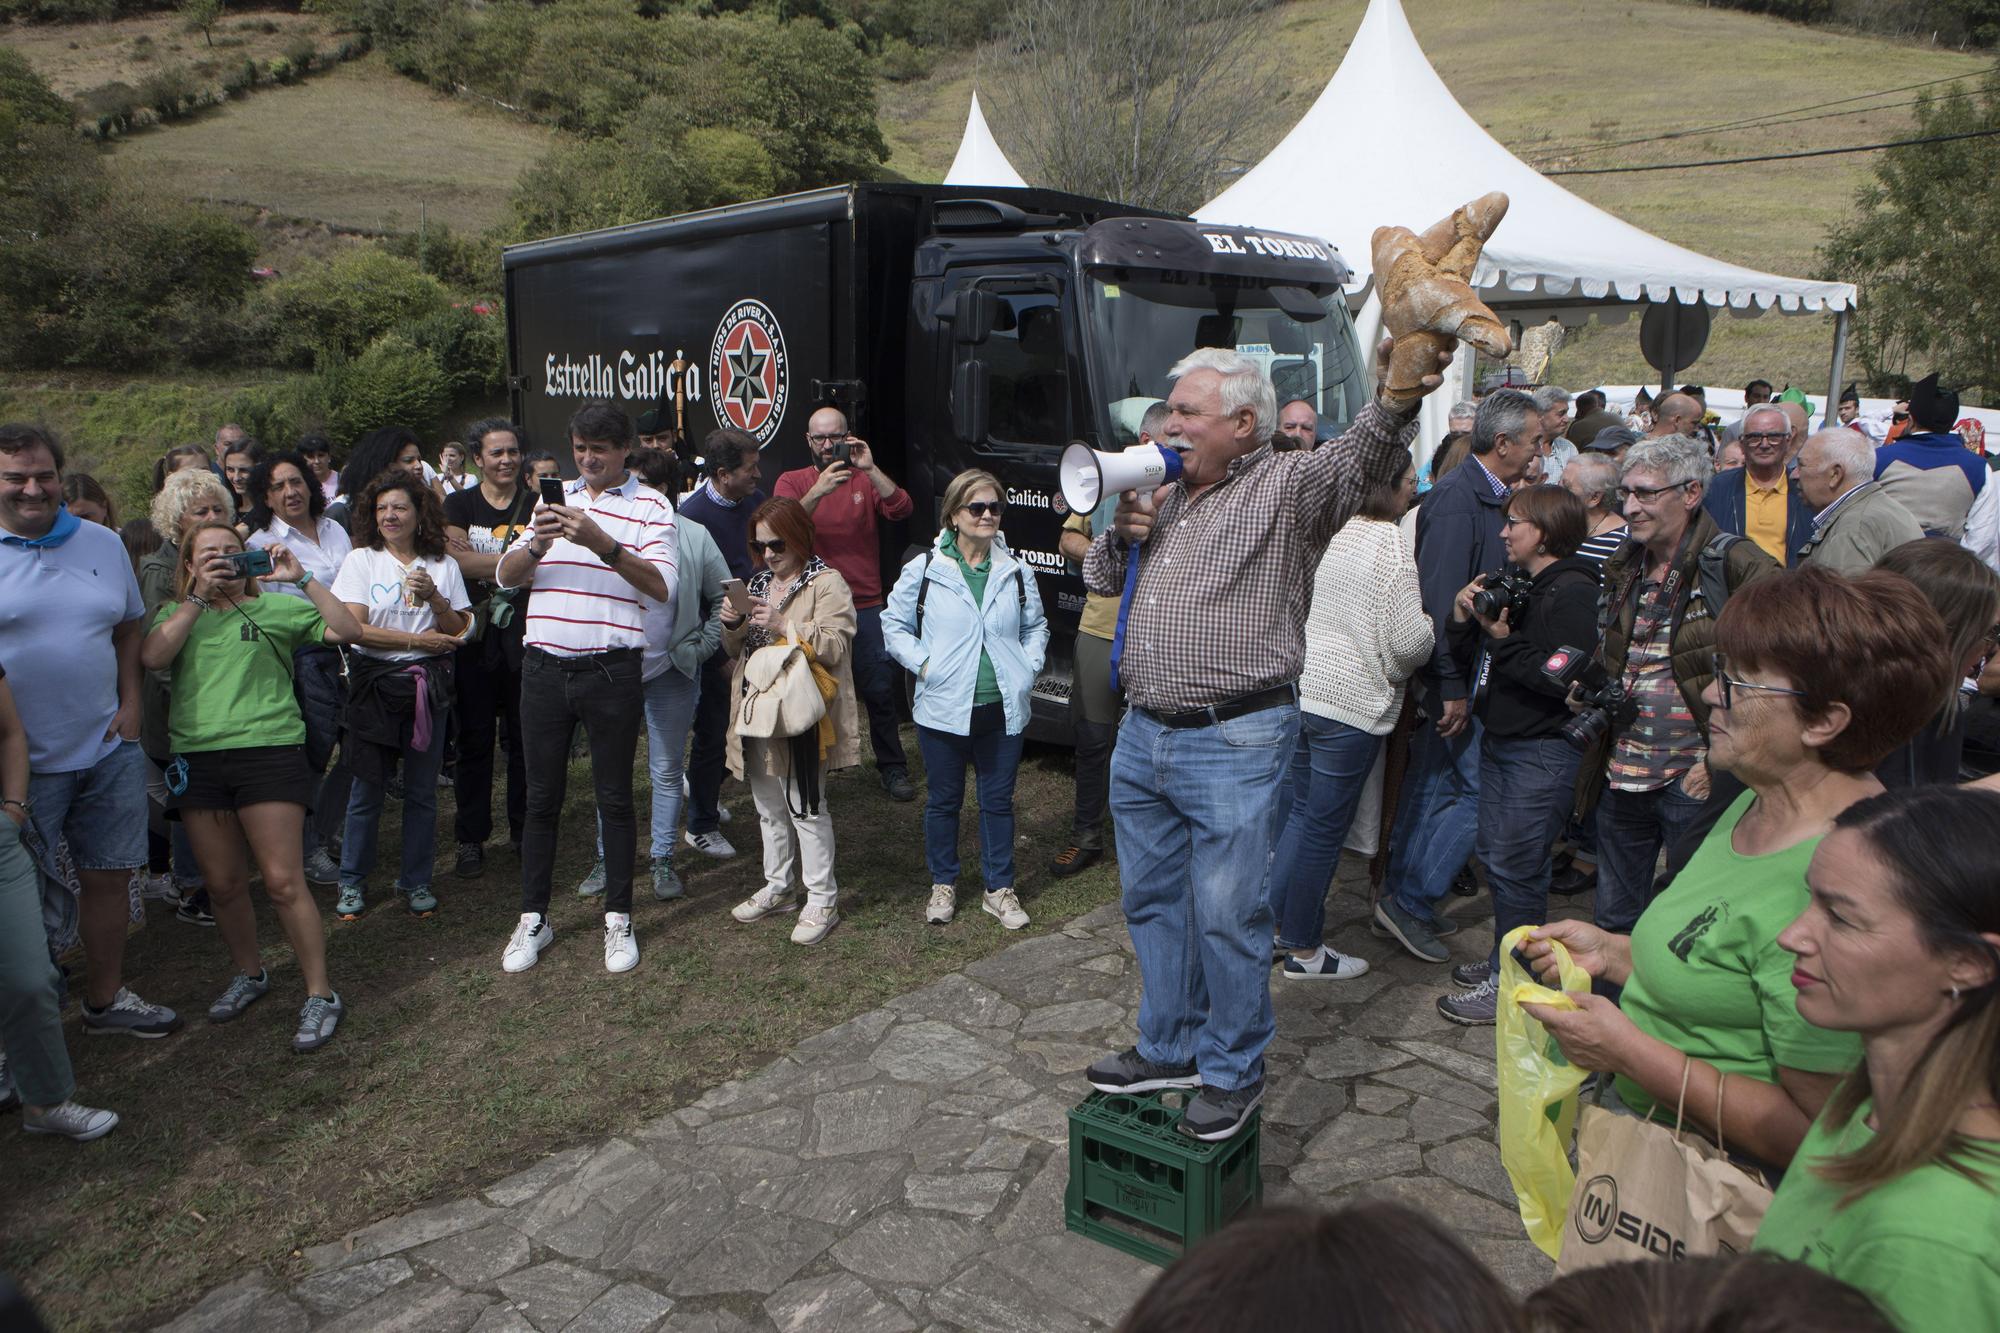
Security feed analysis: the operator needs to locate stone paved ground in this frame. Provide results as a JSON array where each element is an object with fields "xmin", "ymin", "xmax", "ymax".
[{"xmin": 156, "ymin": 881, "xmax": 1551, "ymax": 1333}]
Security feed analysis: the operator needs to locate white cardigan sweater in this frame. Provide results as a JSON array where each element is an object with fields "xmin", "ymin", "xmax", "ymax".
[{"xmin": 1299, "ymin": 516, "xmax": 1434, "ymax": 733}]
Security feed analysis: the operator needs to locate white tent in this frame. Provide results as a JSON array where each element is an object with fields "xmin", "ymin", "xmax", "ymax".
[
  {"xmin": 942, "ymin": 92, "xmax": 1028, "ymax": 190},
  {"xmin": 1196, "ymin": 0, "xmax": 1857, "ymax": 452}
]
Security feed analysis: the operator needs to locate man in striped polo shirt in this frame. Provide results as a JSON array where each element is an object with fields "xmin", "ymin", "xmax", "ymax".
[{"xmin": 495, "ymin": 402, "xmax": 678, "ymax": 975}]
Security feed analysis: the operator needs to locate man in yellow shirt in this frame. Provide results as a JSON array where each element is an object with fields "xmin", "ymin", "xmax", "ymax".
[{"xmin": 1701, "ymin": 404, "xmax": 1810, "ymax": 564}]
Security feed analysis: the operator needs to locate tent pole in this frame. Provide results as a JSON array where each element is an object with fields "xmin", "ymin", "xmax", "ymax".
[{"xmin": 1823, "ymin": 307, "xmax": 1852, "ymax": 428}]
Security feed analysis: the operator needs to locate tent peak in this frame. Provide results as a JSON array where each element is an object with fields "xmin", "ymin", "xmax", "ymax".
[{"xmin": 943, "ymin": 91, "xmax": 1028, "ymax": 190}]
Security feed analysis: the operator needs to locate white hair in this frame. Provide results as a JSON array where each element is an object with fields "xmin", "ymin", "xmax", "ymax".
[
  {"xmin": 1805, "ymin": 426, "xmax": 1875, "ymax": 478},
  {"xmin": 1531, "ymin": 385, "xmax": 1572, "ymax": 412},
  {"xmin": 1623, "ymin": 434, "xmax": 1713, "ymax": 489},
  {"xmin": 1740, "ymin": 403, "xmax": 1790, "ymax": 434},
  {"xmin": 1563, "ymin": 453, "xmax": 1620, "ymax": 510},
  {"xmin": 1168, "ymin": 347, "xmax": 1276, "ymax": 441},
  {"xmin": 1448, "ymin": 400, "xmax": 1477, "ymax": 420}
]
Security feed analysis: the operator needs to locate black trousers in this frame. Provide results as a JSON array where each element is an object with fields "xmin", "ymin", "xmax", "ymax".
[
  {"xmin": 453, "ymin": 640, "xmax": 525, "ymax": 847},
  {"xmin": 685, "ymin": 647, "xmax": 732, "ymax": 836},
  {"xmin": 519, "ymin": 648, "xmax": 642, "ymax": 915}
]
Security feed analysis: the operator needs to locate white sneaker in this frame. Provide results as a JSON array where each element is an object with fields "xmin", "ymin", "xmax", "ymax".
[
  {"xmin": 132, "ymin": 869, "xmax": 177, "ymax": 902},
  {"xmin": 503, "ymin": 913, "xmax": 554, "ymax": 973},
  {"xmin": 22, "ymin": 1100, "xmax": 120, "ymax": 1142},
  {"xmin": 603, "ymin": 913, "xmax": 638, "ymax": 973},
  {"xmin": 791, "ymin": 904, "xmax": 839, "ymax": 946},
  {"xmin": 925, "ymin": 883, "xmax": 957, "ymax": 924},
  {"xmin": 983, "ymin": 888, "xmax": 1030, "ymax": 930},
  {"xmin": 684, "ymin": 828, "xmax": 737, "ymax": 859},
  {"xmin": 732, "ymin": 885, "xmax": 797, "ymax": 922}
]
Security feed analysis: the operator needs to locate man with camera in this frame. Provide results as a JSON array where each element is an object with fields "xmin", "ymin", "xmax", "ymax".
[
  {"xmin": 1373, "ymin": 389, "xmax": 1544, "ymax": 965},
  {"xmin": 775, "ymin": 406, "xmax": 917, "ymax": 801},
  {"xmin": 1582, "ymin": 434, "xmax": 1776, "ymax": 934}
]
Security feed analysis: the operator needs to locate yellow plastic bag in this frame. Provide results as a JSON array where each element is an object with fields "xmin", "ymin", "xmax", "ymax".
[{"xmin": 1495, "ymin": 923, "xmax": 1591, "ymax": 1260}]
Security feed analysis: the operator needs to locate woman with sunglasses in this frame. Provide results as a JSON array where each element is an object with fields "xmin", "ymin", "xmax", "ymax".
[
  {"xmin": 719, "ymin": 497, "xmax": 857, "ymax": 945},
  {"xmin": 883, "ymin": 470, "xmax": 1048, "ymax": 932},
  {"xmin": 1748, "ymin": 784, "xmax": 2000, "ymax": 1331},
  {"xmin": 1523, "ymin": 568, "xmax": 1952, "ymax": 1170}
]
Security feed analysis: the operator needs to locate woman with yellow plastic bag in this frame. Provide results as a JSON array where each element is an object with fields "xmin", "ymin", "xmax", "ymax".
[{"xmin": 1496, "ymin": 923, "xmax": 1591, "ymax": 1258}]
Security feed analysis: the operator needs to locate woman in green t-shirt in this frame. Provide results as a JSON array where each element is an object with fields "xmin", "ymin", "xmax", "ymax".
[
  {"xmin": 1752, "ymin": 785, "xmax": 2000, "ymax": 1332},
  {"xmin": 141, "ymin": 522, "xmax": 364, "ymax": 1053},
  {"xmin": 1523, "ymin": 568, "xmax": 1953, "ymax": 1170}
]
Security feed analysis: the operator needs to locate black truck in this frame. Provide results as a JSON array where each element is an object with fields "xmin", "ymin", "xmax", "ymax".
[{"xmin": 502, "ymin": 182, "xmax": 1371, "ymax": 737}]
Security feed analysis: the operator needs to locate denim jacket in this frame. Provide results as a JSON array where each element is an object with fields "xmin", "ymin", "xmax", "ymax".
[{"xmin": 882, "ymin": 531, "xmax": 1049, "ymax": 737}]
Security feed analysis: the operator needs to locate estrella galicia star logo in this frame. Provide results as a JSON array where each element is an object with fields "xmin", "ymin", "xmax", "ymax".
[{"xmin": 708, "ymin": 300, "xmax": 789, "ymax": 443}]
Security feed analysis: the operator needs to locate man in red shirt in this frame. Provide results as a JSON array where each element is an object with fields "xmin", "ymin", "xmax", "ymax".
[{"xmin": 774, "ymin": 406, "xmax": 917, "ymax": 800}]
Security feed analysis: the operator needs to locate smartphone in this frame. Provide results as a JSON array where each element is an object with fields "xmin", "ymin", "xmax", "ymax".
[
  {"xmin": 721, "ymin": 578, "xmax": 752, "ymax": 617},
  {"xmin": 829, "ymin": 440, "xmax": 851, "ymax": 465},
  {"xmin": 225, "ymin": 548, "xmax": 273, "ymax": 578},
  {"xmin": 539, "ymin": 477, "xmax": 565, "ymax": 508}
]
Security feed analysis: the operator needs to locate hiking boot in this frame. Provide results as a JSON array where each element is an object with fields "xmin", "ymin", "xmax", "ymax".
[
  {"xmin": 1373, "ymin": 899, "xmax": 1450, "ymax": 963},
  {"xmin": 503, "ymin": 913, "xmax": 553, "ymax": 973},
  {"xmin": 1087, "ymin": 1047, "xmax": 1201, "ymax": 1094},
  {"xmin": 402, "ymin": 884, "xmax": 438, "ymax": 916},
  {"xmin": 175, "ymin": 889, "xmax": 215, "ymax": 927},
  {"xmin": 652, "ymin": 858, "xmax": 684, "ymax": 901},
  {"xmin": 1047, "ymin": 845, "xmax": 1101, "ymax": 878},
  {"xmin": 1438, "ymin": 975, "xmax": 1499, "ymax": 1026},
  {"xmin": 791, "ymin": 904, "xmax": 839, "ymax": 946},
  {"xmin": 334, "ymin": 883, "xmax": 365, "ymax": 921},
  {"xmin": 880, "ymin": 767, "xmax": 916, "ymax": 802},
  {"xmin": 22, "ymin": 1100, "xmax": 119, "ymax": 1142},
  {"xmin": 576, "ymin": 859, "xmax": 607, "ymax": 897},
  {"xmin": 1179, "ymin": 1081, "xmax": 1264, "ymax": 1141},
  {"xmin": 1451, "ymin": 958, "xmax": 1494, "ymax": 989},
  {"xmin": 684, "ymin": 828, "xmax": 736, "ymax": 860},
  {"xmin": 1282, "ymin": 946, "xmax": 1370, "ymax": 981},
  {"xmin": 207, "ymin": 970, "xmax": 270, "ymax": 1023},
  {"xmin": 292, "ymin": 992, "xmax": 345, "ymax": 1052},
  {"xmin": 603, "ymin": 913, "xmax": 638, "ymax": 973},
  {"xmin": 454, "ymin": 842, "xmax": 484, "ymax": 879},
  {"xmin": 983, "ymin": 888, "xmax": 1030, "ymax": 930},
  {"xmin": 302, "ymin": 848, "xmax": 340, "ymax": 886},
  {"xmin": 732, "ymin": 885, "xmax": 797, "ymax": 922},
  {"xmin": 925, "ymin": 883, "xmax": 956, "ymax": 924},
  {"xmin": 81, "ymin": 988, "xmax": 181, "ymax": 1040}
]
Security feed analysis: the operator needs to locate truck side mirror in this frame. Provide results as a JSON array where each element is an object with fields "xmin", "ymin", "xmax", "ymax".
[
  {"xmin": 952, "ymin": 360, "xmax": 990, "ymax": 443},
  {"xmin": 949, "ymin": 289, "xmax": 999, "ymax": 345}
]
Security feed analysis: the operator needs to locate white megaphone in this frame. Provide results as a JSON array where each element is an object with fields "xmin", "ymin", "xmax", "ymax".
[{"xmin": 1060, "ymin": 442, "xmax": 1184, "ymax": 513}]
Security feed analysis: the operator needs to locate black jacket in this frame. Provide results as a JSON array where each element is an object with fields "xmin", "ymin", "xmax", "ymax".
[
  {"xmin": 1451, "ymin": 556, "xmax": 1601, "ymax": 740},
  {"xmin": 1413, "ymin": 458, "xmax": 1511, "ymax": 714}
]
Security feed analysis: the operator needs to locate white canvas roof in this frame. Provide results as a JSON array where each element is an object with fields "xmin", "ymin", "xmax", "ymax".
[
  {"xmin": 1197, "ymin": 0, "xmax": 1856, "ymax": 314},
  {"xmin": 943, "ymin": 92, "xmax": 1028, "ymax": 190}
]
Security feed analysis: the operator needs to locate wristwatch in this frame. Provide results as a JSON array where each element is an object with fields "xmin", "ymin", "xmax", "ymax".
[{"xmin": 598, "ymin": 542, "xmax": 623, "ymax": 569}]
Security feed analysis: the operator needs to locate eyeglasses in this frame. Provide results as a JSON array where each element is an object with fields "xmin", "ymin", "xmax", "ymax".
[
  {"xmin": 807, "ymin": 433, "xmax": 847, "ymax": 445},
  {"xmin": 1616, "ymin": 481, "xmax": 1694, "ymax": 507},
  {"xmin": 1711, "ymin": 652, "xmax": 1809, "ymax": 711},
  {"xmin": 748, "ymin": 539, "xmax": 787, "ymax": 555},
  {"xmin": 960, "ymin": 501, "xmax": 1005, "ymax": 518},
  {"xmin": 1740, "ymin": 432, "xmax": 1790, "ymax": 445}
]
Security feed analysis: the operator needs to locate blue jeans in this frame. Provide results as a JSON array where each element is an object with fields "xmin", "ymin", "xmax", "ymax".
[
  {"xmin": 596, "ymin": 665, "xmax": 702, "ymax": 863},
  {"xmin": 1112, "ymin": 702, "xmax": 1299, "ymax": 1092},
  {"xmin": 339, "ymin": 712, "xmax": 448, "ymax": 894},
  {"xmin": 1270, "ymin": 715, "xmax": 1383, "ymax": 951},
  {"xmin": 916, "ymin": 718, "xmax": 1025, "ymax": 889},
  {"xmin": 0, "ymin": 824, "xmax": 72, "ymax": 1107},
  {"xmin": 852, "ymin": 605, "xmax": 908, "ymax": 773},
  {"xmin": 1384, "ymin": 715, "xmax": 1483, "ymax": 923},
  {"xmin": 1477, "ymin": 734, "xmax": 1581, "ymax": 968},
  {"xmin": 1593, "ymin": 778, "xmax": 1711, "ymax": 933},
  {"xmin": 27, "ymin": 738, "xmax": 147, "ymax": 947}
]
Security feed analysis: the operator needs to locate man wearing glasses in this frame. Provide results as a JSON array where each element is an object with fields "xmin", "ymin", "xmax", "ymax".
[
  {"xmin": 775, "ymin": 406, "xmax": 917, "ymax": 801},
  {"xmin": 1702, "ymin": 404, "xmax": 1811, "ymax": 565},
  {"xmin": 1582, "ymin": 434, "xmax": 1776, "ymax": 935}
]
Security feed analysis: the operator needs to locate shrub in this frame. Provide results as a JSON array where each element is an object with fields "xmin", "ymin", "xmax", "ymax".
[
  {"xmin": 399, "ymin": 304, "xmax": 506, "ymax": 396},
  {"xmin": 76, "ymin": 81, "xmax": 143, "ymax": 138},
  {"xmin": 138, "ymin": 63, "xmax": 202, "ymax": 121},
  {"xmin": 220, "ymin": 58, "xmax": 258, "ymax": 98},
  {"xmin": 284, "ymin": 35, "xmax": 319, "ymax": 71},
  {"xmin": 318, "ymin": 333, "xmax": 455, "ymax": 439},
  {"xmin": 253, "ymin": 248, "xmax": 452, "ymax": 368},
  {"xmin": 682, "ymin": 126, "xmax": 777, "ymax": 207},
  {"xmin": 383, "ymin": 222, "xmax": 502, "ymax": 293},
  {"xmin": 876, "ymin": 35, "xmax": 931, "ymax": 82},
  {"xmin": 266, "ymin": 56, "xmax": 296, "ymax": 84},
  {"xmin": 1, "ymin": 47, "xmax": 74, "ymax": 131}
]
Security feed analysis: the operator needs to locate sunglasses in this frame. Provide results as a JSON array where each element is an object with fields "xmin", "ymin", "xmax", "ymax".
[
  {"xmin": 1711, "ymin": 652, "xmax": 1808, "ymax": 711},
  {"xmin": 749, "ymin": 538, "xmax": 787, "ymax": 555},
  {"xmin": 961, "ymin": 501, "xmax": 1005, "ymax": 518}
]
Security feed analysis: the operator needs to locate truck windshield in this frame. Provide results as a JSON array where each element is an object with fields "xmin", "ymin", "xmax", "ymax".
[{"xmin": 1082, "ymin": 275, "xmax": 1368, "ymax": 446}]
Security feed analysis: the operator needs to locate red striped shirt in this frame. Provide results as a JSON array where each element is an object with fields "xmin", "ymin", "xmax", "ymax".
[{"xmin": 503, "ymin": 473, "xmax": 678, "ymax": 657}]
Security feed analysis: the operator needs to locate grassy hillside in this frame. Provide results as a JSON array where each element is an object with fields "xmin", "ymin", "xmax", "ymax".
[
  {"xmin": 881, "ymin": 0, "xmax": 1989, "ymax": 395},
  {"xmin": 1, "ymin": 9, "xmax": 327, "ymax": 96}
]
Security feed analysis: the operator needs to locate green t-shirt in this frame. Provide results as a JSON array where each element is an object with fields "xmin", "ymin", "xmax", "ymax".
[
  {"xmin": 943, "ymin": 531, "xmax": 1001, "ymax": 706},
  {"xmin": 152, "ymin": 596, "xmax": 326, "ymax": 753},
  {"xmin": 1755, "ymin": 1102, "xmax": 2000, "ymax": 1332},
  {"xmin": 1615, "ymin": 790, "xmax": 1862, "ymax": 1117}
]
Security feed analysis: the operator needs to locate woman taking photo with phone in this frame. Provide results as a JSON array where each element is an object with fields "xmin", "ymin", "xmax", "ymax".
[
  {"xmin": 141, "ymin": 523, "xmax": 364, "ymax": 1052},
  {"xmin": 883, "ymin": 469, "xmax": 1048, "ymax": 931},
  {"xmin": 330, "ymin": 474, "xmax": 469, "ymax": 920}
]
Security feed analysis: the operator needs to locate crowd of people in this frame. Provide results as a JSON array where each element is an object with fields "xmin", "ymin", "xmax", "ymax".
[{"xmin": 3, "ymin": 346, "xmax": 1996, "ymax": 1329}]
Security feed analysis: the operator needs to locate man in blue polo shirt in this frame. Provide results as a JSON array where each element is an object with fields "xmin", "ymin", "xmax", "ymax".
[{"xmin": 0, "ymin": 425, "xmax": 180, "ymax": 1039}]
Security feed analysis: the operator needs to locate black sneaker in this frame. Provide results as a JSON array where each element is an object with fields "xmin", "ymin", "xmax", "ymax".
[
  {"xmin": 880, "ymin": 768, "xmax": 916, "ymax": 802},
  {"xmin": 1047, "ymin": 844, "xmax": 1101, "ymax": 878},
  {"xmin": 454, "ymin": 842, "xmax": 484, "ymax": 879},
  {"xmin": 1450, "ymin": 958, "xmax": 1494, "ymax": 988},
  {"xmin": 1551, "ymin": 864, "xmax": 1598, "ymax": 896},
  {"xmin": 1087, "ymin": 1047, "xmax": 1201, "ymax": 1094},
  {"xmin": 1179, "ymin": 1080, "xmax": 1264, "ymax": 1141},
  {"xmin": 176, "ymin": 890, "xmax": 216, "ymax": 927},
  {"xmin": 1450, "ymin": 866, "xmax": 1479, "ymax": 897}
]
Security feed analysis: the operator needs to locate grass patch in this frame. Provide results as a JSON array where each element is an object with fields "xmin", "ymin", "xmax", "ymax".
[
  {"xmin": 0, "ymin": 738, "xmax": 1119, "ymax": 1332},
  {"xmin": 2, "ymin": 9, "xmax": 328, "ymax": 98},
  {"xmin": 880, "ymin": 0, "xmax": 1988, "ymax": 393},
  {"xmin": 106, "ymin": 55, "xmax": 554, "ymax": 235}
]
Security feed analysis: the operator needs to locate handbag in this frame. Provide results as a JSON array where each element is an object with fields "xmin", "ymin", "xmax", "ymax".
[
  {"xmin": 1555, "ymin": 1058, "xmax": 1773, "ymax": 1272},
  {"xmin": 736, "ymin": 640, "xmax": 828, "ymax": 740}
]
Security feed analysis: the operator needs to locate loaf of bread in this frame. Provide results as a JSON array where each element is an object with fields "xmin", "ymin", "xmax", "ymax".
[{"xmin": 1372, "ymin": 193, "xmax": 1513, "ymax": 403}]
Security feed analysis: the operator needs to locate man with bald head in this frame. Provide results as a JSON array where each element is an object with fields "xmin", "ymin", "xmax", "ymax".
[
  {"xmin": 1701, "ymin": 403, "xmax": 1810, "ymax": 564},
  {"xmin": 1777, "ymin": 400, "xmax": 1811, "ymax": 464},
  {"xmin": 1646, "ymin": 392, "xmax": 1702, "ymax": 440},
  {"xmin": 1277, "ymin": 398, "xmax": 1318, "ymax": 450},
  {"xmin": 1794, "ymin": 428, "xmax": 1923, "ymax": 573}
]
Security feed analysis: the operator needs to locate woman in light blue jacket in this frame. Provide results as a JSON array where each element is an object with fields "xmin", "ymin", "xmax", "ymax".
[{"xmin": 883, "ymin": 469, "xmax": 1049, "ymax": 931}]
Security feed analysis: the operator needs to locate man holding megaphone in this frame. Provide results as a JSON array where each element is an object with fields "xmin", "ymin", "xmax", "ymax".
[{"xmin": 1079, "ymin": 194, "xmax": 1514, "ymax": 1142}]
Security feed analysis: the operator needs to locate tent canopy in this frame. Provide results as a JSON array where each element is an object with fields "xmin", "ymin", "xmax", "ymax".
[
  {"xmin": 943, "ymin": 92, "xmax": 1028, "ymax": 190},
  {"xmin": 1196, "ymin": 0, "xmax": 1855, "ymax": 315}
]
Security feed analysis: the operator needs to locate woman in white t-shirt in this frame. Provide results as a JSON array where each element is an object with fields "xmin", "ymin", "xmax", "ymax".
[
  {"xmin": 329, "ymin": 474, "xmax": 470, "ymax": 920},
  {"xmin": 436, "ymin": 442, "xmax": 477, "ymax": 496}
]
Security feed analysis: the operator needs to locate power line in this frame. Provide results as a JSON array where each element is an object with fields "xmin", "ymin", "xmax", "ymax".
[
  {"xmin": 1545, "ymin": 125, "xmax": 2000, "ymax": 175},
  {"xmin": 1528, "ymin": 94, "xmax": 1941, "ymax": 166}
]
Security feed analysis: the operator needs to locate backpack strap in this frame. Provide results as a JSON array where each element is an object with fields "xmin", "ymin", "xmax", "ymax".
[
  {"xmin": 914, "ymin": 550, "xmax": 935, "ymax": 638},
  {"xmin": 1694, "ymin": 532, "xmax": 1741, "ymax": 620}
]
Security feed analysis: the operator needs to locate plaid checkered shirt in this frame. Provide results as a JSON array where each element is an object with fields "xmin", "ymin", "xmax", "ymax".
[{"xmin": 1083, "ymin": 400, "xmax": 1419, "ymax": 714}]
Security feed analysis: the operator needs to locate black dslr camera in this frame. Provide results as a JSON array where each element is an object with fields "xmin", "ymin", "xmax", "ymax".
[
  {"xmin": 1470, "ymin": 570, "xmax": 1533, "ymax": 623},
  {"xmin": 1542, "ymin": 645, "xmax": 1637, "ymax": 752}
]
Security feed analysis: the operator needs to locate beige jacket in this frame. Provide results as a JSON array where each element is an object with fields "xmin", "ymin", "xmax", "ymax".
[{"xmin": 721, "ymin": 559, "xmax": 860, "ymax": 781}]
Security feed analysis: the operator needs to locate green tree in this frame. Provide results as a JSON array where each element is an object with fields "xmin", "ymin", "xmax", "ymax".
[
  {"xmin": 1820, "ymin": 68, "xmax": 2000, "ymax": 401},
  {"xmin": 253, "ymin": 248, "xmax": 452, "ymax": 367},
  {"xmin": 180, "ymin": 0, "xmax": 224, "ymax": 47},
  {"xmin": 712, "ymin": 14, "xmax": 886, "ymax": 190}
]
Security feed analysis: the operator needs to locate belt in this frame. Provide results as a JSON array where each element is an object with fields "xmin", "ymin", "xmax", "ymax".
[
  {"xmin": 1141, "ymin": 684, "xmax": 1297, "ymax": 730},
  {"xmin": 525, "ymin": 647, "xmax": 641, "ymax": 671}
]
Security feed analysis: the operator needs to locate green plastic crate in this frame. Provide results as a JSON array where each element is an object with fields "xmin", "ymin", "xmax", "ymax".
[{"xmin": 1064, "ymin": 1088, "xmax": 1262, "ymax": 1266}]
